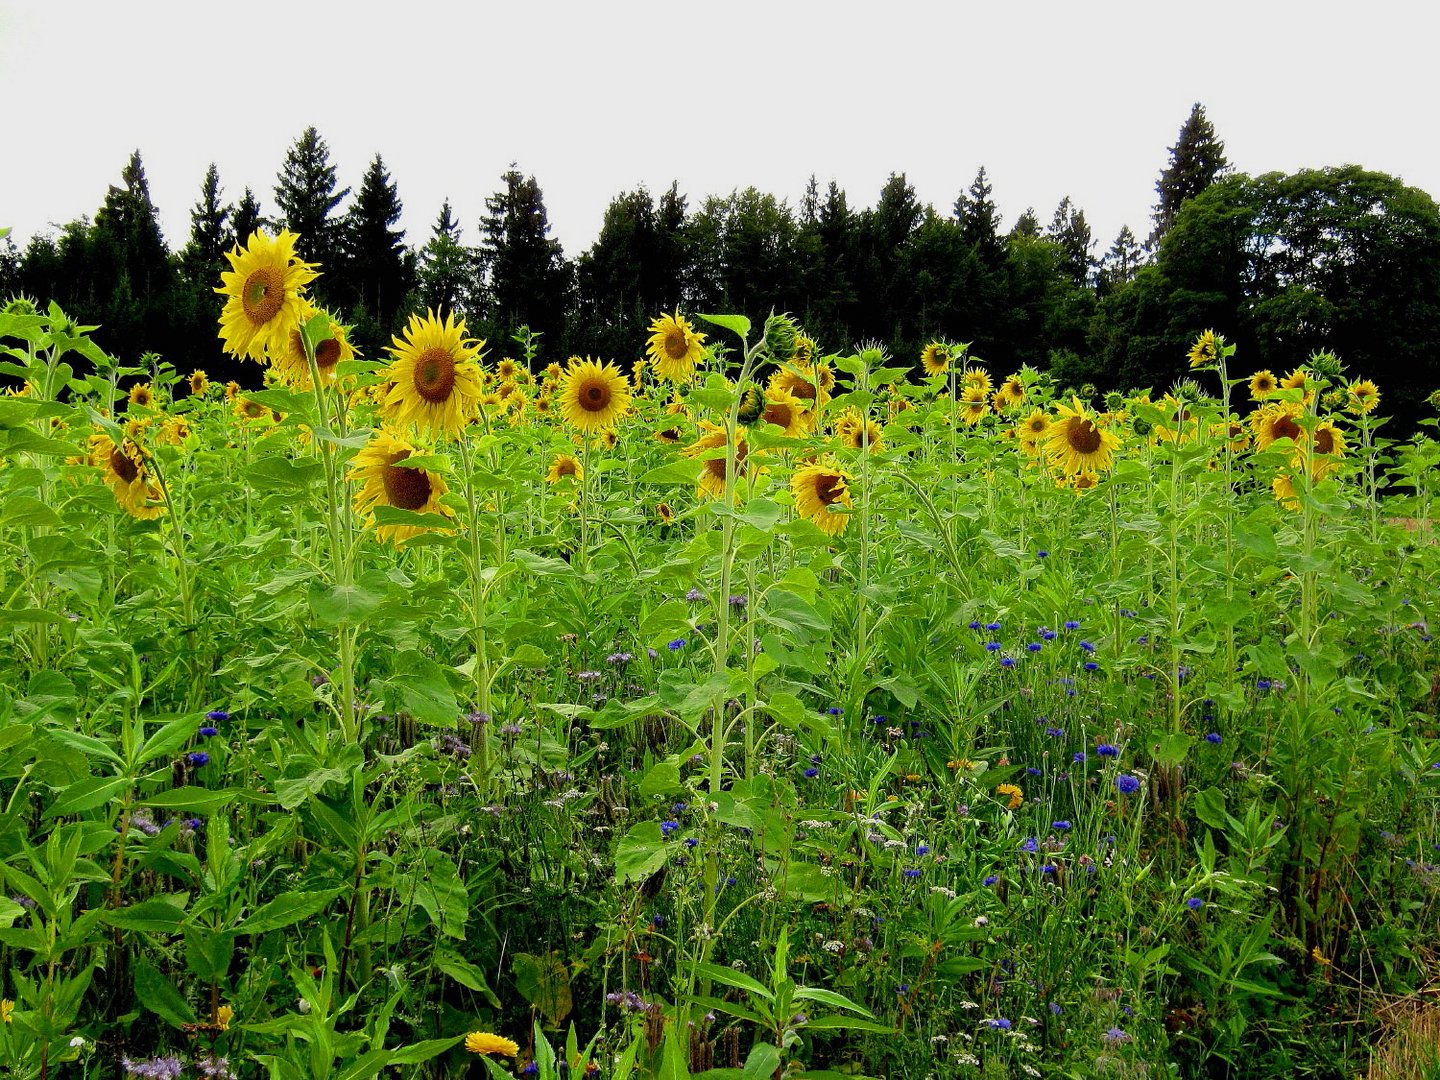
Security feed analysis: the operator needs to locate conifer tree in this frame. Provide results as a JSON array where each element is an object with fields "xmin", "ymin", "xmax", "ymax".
[
  {"xmin": 1010, "ymin": 207, "xmax": 1042, "ymax": 239},
  {"xmin": 477, "ymin": 166, "xmax": 572, "ymax": 358},
  {"xmin": 340, "ymin": 153, "xmax": 411, "ymax": 337},
  {"xmin": 274, "ymin": 126, "xmax": 350, "ymax": 273},
  {"xmin": 417, "ymin": 199, "xmax": 473, "ymax": 319},
  {"xmin": 1048, "ymin": 196, "xmax": 1094, "ymax": 285},
  {"xmin": 1150, "ymin": 102, "xmax": 1229, "ymax": 247},
  {"xmin": 954, "ymin": 165, "xmax": 1005, "ymax": 267},
  {"xmin": 230, "ymin": 187, "xmax": 265, "ymax": 249},
  {"xmin": 1097, "ymin": 225, "xmax": 1143, "ymax": 295},
  {"xmin": 181, "ymin": 163, "xmax": 229, "ymax": 282}
]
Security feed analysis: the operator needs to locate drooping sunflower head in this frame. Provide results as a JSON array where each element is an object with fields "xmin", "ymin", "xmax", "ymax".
[
  {"xmin": 216, "ymin": 229, "xmax": 319, "ymax": 363},
  {"xmin": 348, "ymin": 429, "xmax": 454, "ymax": 547},
  {"xmin": 1272, "ymin": 471, "xmax": 1301, "ymax": 511},
  {"xmin": 656, "ymin": 501, "xmax": 674, "ymax": 525},
  {"xmin": 685, "ymin": 424, "xmax": 751, "ymax": 501},
  {"xmin": 1155, "ymin": 393, "xmax": 1198, "ymax": 445},
  {"xmin": 920, "ymin": 341, "xmax": 952, "ymax": 377},
  {"xmin": 558, "ymin": 357, "xmax": 631, "ymax": 433},
  {"xmin": 1210, "ymin": 417, "xmax": 1250, "ymax": 454},
  {"xmin": 380, "ymin": 310, "xmax": 486, "ymax": 438},
  {"xmin": 1249, "ymin": 370, "xmax": 1278, "ymax": 400},
  {"xmin": 791, "ymin": 335, "xmax": 817, "ymax": 367},
  {"xmin": 1044, "ymin": 397, "xmax": 1119, "ymax": 475},
  {"xmin": 767, "ymin": 364, "xmax": 826, "ymax": 407},
  {"xmin": 647, "ymin": 312, "xmax": 707, "ymax": 383},
  {"xmin": 791, "ymin": 459, "xmax": 853, "ymax": 537},
  {"xmin": 1187, "ymin": 329, "xmax": 1220, "ymax": 369},
  {"xmin": 1346, "ymin": 379, "xmax": 1379, "ymax": 415},
  {"xmin": 546, "ymin": 453, "xmax": 583, "ymax": 485},
  {"xmin": 833, "ymin": 407, "xmax": 883, "ymax": 452},
  {"xmin": 88, "ymin": 432, "xmax": 165, "ymax": 519},
  {"xmin": 271, "ymin": 313, "xmax": 358, "ymax": 391},
  {"xmin": 234, "ymin": 396, "xmax": 271, "ymax": 424},
  {"xmin": 188, "ymin": 370, "xmax": 208, "ymax": 397},
  {"xmin": 759, "ymin": 386, "xmax": 809, "ymax": 438},
  {"xmin": 1250, "ymin": 400, "xmax": 1306, "ymax": 452}
]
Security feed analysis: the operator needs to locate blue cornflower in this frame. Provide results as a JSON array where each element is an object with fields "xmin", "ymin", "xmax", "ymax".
[
  {"xmin": 1045, "ymin": 726, "xmax": 1064, "ymax": 738},
  {"xmin": 1027, "ymin": 642, "xmax": 1043, "ymax": 652},
  {"xmin": 1020, "ymin": 837, "xmax": 1038, "ymax": 853},
  {"xmin": 660, "ymin": 820, "xmax": 680, "ymax": 836},
  {"xmin": 1052, "ymin": 820, "xmax": 1072, "ymax": 831},
  {"xmin": 199, "ymin": 726, "xmax": 218, "ymax": 738},
  {"xmin": 1116, "ymin": 774, "xmax": 1141, "ymax": 795},
  {"xmin": 902, "ymin": 868, "xmax": 921, "ymax": 879},
  {"xmin": 985, "ymin": 621, "xmax": 1002, "ymax": 632},
  {"xmin": 1026, "ymin": 766, "xmax": 1043, "ymax": 777},
  {"xmin": 803, "ymin": 767, "xmax": 819, "ymax": 778},
  {"xmin": 1072, "ymin": 751, "xmax": 1087, "ymax": 763},
  {"xmin": 205, "ymin": 710, "xmax": 230, "ymax": 722},
  {"xmin": 1049, "ymin": 1002, "xmax": 1063, "ymax": 1016},
  {"xmin": 916, "ymin": 844, "xmax": 930, "ymax": 855},
  {"xmin": 1096, "ymin": 743, "xmax": 1120, "ymax": 757},
  {"xmin": 983, "ymin": 874, "xmax": 998, "ymax": 886},
  {"xmin": 667, "ymin": 638, "xmax": 687, "ymax": 651},
  {"xmin": 1063, "ymin": 620, "xmax": 1080, "ymax": 630},
  {"xmin": 984, "ymin": 1017, "xmax": 1012, "ymax": 1030},
  {"xmin": 1041, "ymin": 629, "xmax": 1057, "ymax": 641},
  {"xmin": 827, "ymin": 706, "xmax": 843, "ymax": 715},
  {"xmin": 1257, "ymin": 678, "xmax": 1272, "ymax": 691},
  {"xmin": 1041, "ymin": 863, "xmax": 1057, "ymax": 874},
  {"xmin": 1037, "ymin": 550, "xmax": 1049, "ymax": 558},
  {"xmin": 984, "ymin": 641, "xmax": 1002, "ymax": 652},
  {"xmin": 1000, "ymin": 657, "xmax": 1017, "ymax": 668},
  {"xmin": 1084, "ymin": 661, "xmax": 1100, "ymax": 671},
  {"xmin": 1186, "ymin": 897, "xmax": 1204, "ymax": 910},
  {"xmin": 1205, "ymin": 732, "xmax": 1223, "ymax": 745},
  {"xmin": 684, "ymin": 837, "xmax": 698, "ymax": 848},
  {"xmin": 673, "ymin": 802, "xmax": 689, "ymax": 814},
  {"xmin": 968, "ymin": 620, "xmax": 982, "ymax": 630},
  {"xmin": 187, "ymin": 751, "xmax": 209, "ymax": 767},
  {"xmin": 1079, "ymin": 640, "xmax": 1095, "ymax": 652}
]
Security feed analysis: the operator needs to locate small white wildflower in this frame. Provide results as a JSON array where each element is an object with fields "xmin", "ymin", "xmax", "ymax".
[
  {"xmin": 973, "ymin": 915, "xmax": 989, "ymax": 927},
  {"xmin": 822, "ymin": 940, "xmax": 845, "ymax": 953}
]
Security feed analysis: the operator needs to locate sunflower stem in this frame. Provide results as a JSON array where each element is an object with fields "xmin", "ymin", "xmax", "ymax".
[
  {"xmin": 145, "ymin": 449, "xmax": 199, "ymax": 707},
  {"xmin": 456, "ymin": 432, "xmax": 493, "ymax": 789}
]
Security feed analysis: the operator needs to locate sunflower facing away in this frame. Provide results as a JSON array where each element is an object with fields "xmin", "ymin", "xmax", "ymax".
[
  {"xmin": 920, "ymin": 341, "xmax": 952, "ymax": 377},
  {"xmin": 271, "ymin": 312, "xmax": 357, "ymax": 391},
  {"xmin": 758, "ymin": 386, "xmax": 810, "ymax": 438},
  {"xmin": 834, "ymin": 407, "xmax": 884, "ymax": 452},
  {"xmin": 216, "ymin": 230, "xmax": 318, "ymax": 363},
  {"xmin": 89, "ymin": 432, "xmax": 165, "ymax": 519},
  {"xmin": 646, "ymin": 312, "xmax": 707, "ymax": 383},
  {"xmin": 349, "ymin": 429, "xmax": 454, "ymax": 547},
  {"xmin": 1044, "ymin": 397, "xmax": 1120, "ymax": 476},
  {"xmin": 379, "ymin": 310, "xmax": 486, "ymax": 437},
  {"xmin": 791, "ymin": 459, "xmax": 854, "ymax": 537},
  {"xmin": 685, "ymin": 423, "xmax": 750, "ymax": 501},
  {"xmin": 559, "ymin": 357, "xmax": 631, "ymax": 432}
]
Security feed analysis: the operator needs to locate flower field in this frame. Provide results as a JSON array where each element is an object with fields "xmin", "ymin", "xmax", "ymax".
[{"xmin": 0, "ymin": 231, "xmax": 1437, "ymax": 1078}]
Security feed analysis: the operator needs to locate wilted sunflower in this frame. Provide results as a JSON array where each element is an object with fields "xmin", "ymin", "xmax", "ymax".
[
  {"xmin": 1272, "ymin": 472, "xmax": 1302, "ymax": 511},
  {"xmin": 559, "ymin": 357, "xmax": 630, "ymax": 433},
  {"xmin": 216, "ymin": 229, "xmax": 318, "ymax": 363},
  {"xmin": 685, "ymin": 424, "xmax": 750, "ymax": 501},
  {"xmin": 1250, "ymin": 400, "xmax": 1306, "ymax": 451},
  {"xmin": 188, "ymin": 370, "xmax": 208, "ymax": 397},
  {"xmin": 349, "ymin": 429, "xmax": 454, "ymax": 547},
  {"xmin": 646, "ymin": 312, "xmax": 707, "ymax": 383},
  {"xmin": 158, "ymin": 415, "xmax": 191, "ymax": 446},
  {"xmin": 89, "ymin": 432, "xmax": 165, "ymax": 519},
  {"xmin": 271, "ymin": 313, "xmax": 357, "ymax": 391},
  {"xmin": 546, "ymin": 453, "xmax": 583, "ymax": 484},
  {"xmin": 1210, "ymin": 417, "xmax": 1250, "ymax": 454},
  {"xmin": 1187, "ymin": 329, "xmax": 1220, "ymax": 369},
  {"xmin": 958, "ymin": 385, "xmax": 990, "ymax": 426},
  {"xmin": 1249, "ymin": 370, "xmax": 1278, "ymax": 400},
  {"xmin": 379, "ymin": 310, "xmax": 486, "ymax": 437},
  {"xmin": 791, "ymin": 334, "xmax": 817, "ymax": 366},
  {"xmin": 1346, "ymin": 379, "xmax": 1379, "ymax": 415},
  {"xmin": 758, "ymin": 387, "xmax": 809, "ymax": 438},
  {"xmin": 464, "ymin": 1032, "xmax": 519, "ymax": 1058},
  {"xmin": 1045, "ymin": 397, "xmax": 1119, "ymax": 475},
  {"xmin": 791, "ymin": 459, "xmax": 853, "ymax": 537},
  {"xmin": 920, "ymin": 341, "xmax": 952, "ymax": 377}
]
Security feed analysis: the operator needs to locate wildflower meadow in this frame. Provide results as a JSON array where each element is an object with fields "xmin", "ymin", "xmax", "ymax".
[{"xmin": 0, "ymin": 231, "xmax": 1436, "ymax": 1079}]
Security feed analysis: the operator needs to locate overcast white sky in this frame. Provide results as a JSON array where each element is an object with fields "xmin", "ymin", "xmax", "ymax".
[{"xmin": 2, "ymin": 0, "xmax": 1436, "ymax": 263}]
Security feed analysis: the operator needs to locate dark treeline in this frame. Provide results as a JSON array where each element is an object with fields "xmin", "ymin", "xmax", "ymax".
[{"xmin": 4, "ymin": 106, "xmax": 1439, "ymax": 433}]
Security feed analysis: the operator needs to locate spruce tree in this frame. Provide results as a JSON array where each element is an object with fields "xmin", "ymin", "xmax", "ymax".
[
  {"xmin": 417, "ymin": 199, "xmax": 473, "ymax": 319},
  {"xmin": 274, "ymin": 126, "xmax": 350, "ymax": 273},
  {"xmin": 1150, "ymin": 102, "xmax": 1229, "ymax": 247},
  {"xmin": 1048, "ymin": 196, "xmax": 1094, "ymax": 285},
  {"xmin": 340, "ymin": 153, "xmax": 411, "ymax": 338},
  {"xmin": 1097, "ymin": 225, "xmax": 1143, "ymax": 295},
  {"xmin": 230, "ymin": 187, "xmax": 265, "ymax": 249},
  {"xmin": 181, "ymin": 163, "xmax": 229, "ymax": 282},
  {"xmin": 954, "ymin": 165, "xmax": 1005, "ymax": 267},
  {"xmin": 477, "ymin": 167, "xmax": 572, "ymax": 359},
  {"xmin": 1010, "ymin": 208, "xmax": 1042, "ymax": 239}
]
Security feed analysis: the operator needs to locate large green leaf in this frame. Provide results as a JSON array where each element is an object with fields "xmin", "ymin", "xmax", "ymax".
[{"xmin": 238, "ymin": 888, "xmax": 342, "ymax": 935}]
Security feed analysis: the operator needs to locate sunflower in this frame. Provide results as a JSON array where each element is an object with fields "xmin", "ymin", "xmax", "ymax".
[
  {"xmin": 544, "ymin": 361, "xmax": 563, "ymax": 382},
  {"xmin": 1044, "ymin": 397, "xmax": 1119, "ymax": 475},
  {"xmin": 685, "ymin": 424, "xmax": 750, "ymax": 501},
  {"xmin": 233, "ymin": 396, "xmax": 271, "ymax": 423},
  {"xmin": 834, "ymin": 407, "xmax": 883, "ymax": 451},
  {"xmin": 654, "ymin": 425, "xmax": 682, "ymax": 444},
  {"xmin": 1154, "ymin": 393, "xmax": 1198, "ymax": 445},
  {"xmin": 349, "ymin": 429, "xmax": 454, "ymax": 547},
  {"xmin": 158, "ymin": 415, "xmax": 191, "ymax": 446},
  {"xmin": 1017, "ymin": 409, "xmax": 1050, "ymax": 441},
  {"xmin": 768, "ymin": 364, "xmax": 827, "ymax": 407},
  {"xmin": 533, "ymin": 393, "xmax": 553, "ymax": 418},
  {"xmin": 1187, "ymin": 329, "xmax": 1220, "ymax": 369},
  {"xmin": 379, "ymin": 310, "xmax": 486, "ymax": 438},
  {"xmin": 920, "ymin": 341, "xmax": 952, "ymax": 376},
  {"xmin": 1250, "ymin": 400, "xmax": 1306, "ymax": 451},
  {"xmin": 995, "ymin": 783, "xmax": 1024, "ymax": 809},
  {"xmin": 791, "ymin": 459, "xmax": 853, "ymax": 537},
  {"xmin": 464, "ymin": 1032, "xmax": 519, "ymax": 1058},
  {"xmin": 558, "ymin": 357, "xmax": 631, "ymax": 433},
  {"xmin": 1272, "ymin": 472, "xmax": 1301, "ymax": 511},
  {"xmin": 270, "ymin": 313, "xmax": 358, "ymax": 391},
  {"xmin": 758, "ymin": 387, "xmax": 809, "ymax": 438},
  {"xmin": 1210, "ymin": 417, "xmax": 1250, "ymax": 454},
  {"xmin": 89, "ymin": 433, "xmax": 165, "ymax": 519},
  {"xmin": 1346, "ymin": 379, "xmax": 1379, "ymax": 415},
  {"xmin": 958, "ymin": 385, "xmax": 990, "ymax": 426},
  {"xmin": 224, "ymin": 380, "xmax": 241, "ymax": 402},
  {"xmin": 1249, "ymin": 370, "xmax": 1278, "ymax": 400},
  {"xmin": 546, "ymin": 453, "xmax": 583, "ymax": 484},
  {"xmin": 189, "ymin": 370, "xmax": 208, "ymax": 397},
  {"xmin": 1310, "ymin": 418, "xmax": 1347, "ymax": 480},
  {"xmin": 993, "ymin": 375, "xmax": 1025, "ymax": 412},
  {"xmin": 216, "ymin": 229, "xmax": 318, "ymax": 363},
  {"xmin": 1279, "ymin": 367, "xmax": 1315, "ymax": 404},
  {"xmin": 646, "ymin": 312, "xmax": 707, "ymax": 383},
  {"xmin": 496, "ymin": 357, "xmax": 520, "ymax": 381},
  {"xmin": 128, "ymin": 383, "xmax": 156, "ymax": 409},
  {"xmin": 656, "ymin": 502, "xmax": 674, "ymax": 525},
  {"xmin": 791, "ymin": 335, "xmax": 817, "ymax": 366},
  {"xmin": 631, "ymin": 358, "xmax": 647, "ymax": 390},
  {"xmin": 598, "ymin": 429, "xmax": 619, "ymax": 450},
  {"xmin": 961, "ymin": 366, "xmax": 992, "ymax": 396}
]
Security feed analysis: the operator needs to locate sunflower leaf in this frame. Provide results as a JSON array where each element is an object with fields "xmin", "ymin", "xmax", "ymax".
[
  {"xmin": 308, "ymin": 582, "xmax": 384, "ymax": 627},
  {"xmin": 697, "ymin": 313, "xmax": 751, "ymax": 341}
]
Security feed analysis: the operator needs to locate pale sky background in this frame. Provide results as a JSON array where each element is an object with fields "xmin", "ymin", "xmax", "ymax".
[{"xmin": 2, "ymin": 0, "xmax": 1436, "ymax": 263}]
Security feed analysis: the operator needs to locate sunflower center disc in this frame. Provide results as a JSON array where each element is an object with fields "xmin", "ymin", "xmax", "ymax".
[
  {"xmin": 815, "ymin": 474, "xmax": 844, "ymax": 506},
  {"xmin": 413, "ymin": 348, "xmax": 457, "ymax": 403},
  {"xmin": 1315, "ymin": 428, "xmax": 1336, "ymax": 454},
  {"xmin": 1068, "ymin": 419, "xmax": 1103, "ymax": 455},
  {"xmin": 1273, "ymin": 417, "xmax": 1301, "ymax": 442},
  {"xmin": 241, "ymin": 268, "xmax": 284, "ymax": 326},
  {"xmin": 109, "ymin": 447, "xmax": 138, "ymax": 484},
  {"xmin": 581, "ymin": 382, "xmax": 610, "ymax": 411},
  {"xmin": 763, "ymin": 403, "xmax": 791, "ymax": 429},
  {"xmin": 663, "ymin": 329, "xmax": 689, "ymax": 361},
  {"xmin": 382, "ymin": 454, "xmax": 433, "ymax": 511},
  {"xmin": 314, "ymin": 338, "xmax": 341, "ymax": 371}
]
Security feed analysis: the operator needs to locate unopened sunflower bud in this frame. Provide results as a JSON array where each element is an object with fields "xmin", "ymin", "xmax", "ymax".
[{"xmin": 763, "ymin": 312, "xmax": 799, "ymax": 362}]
